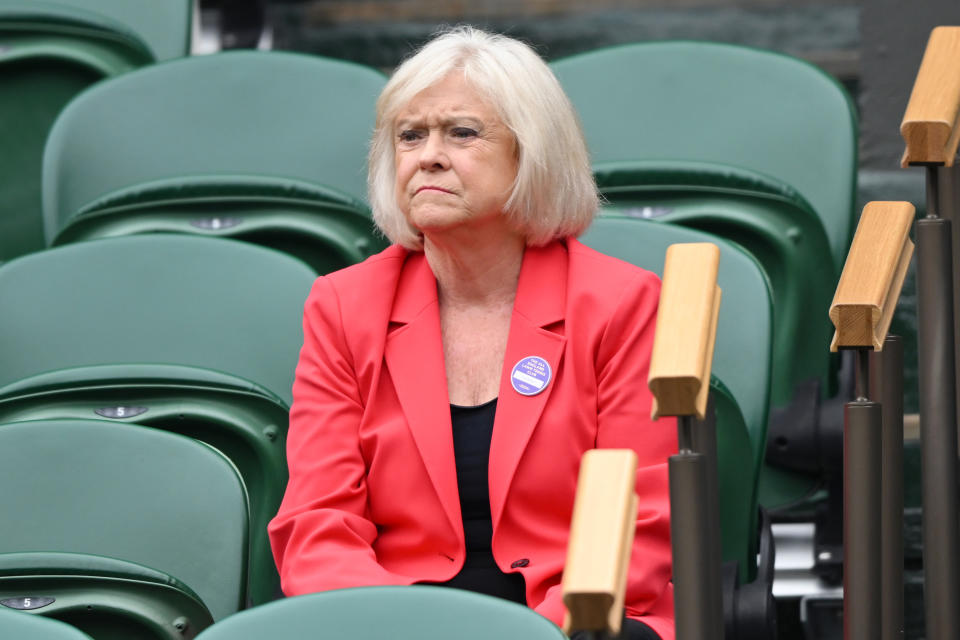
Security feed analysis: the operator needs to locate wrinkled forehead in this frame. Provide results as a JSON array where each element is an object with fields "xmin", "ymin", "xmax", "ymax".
[{"xmin": 389, "ymin": 70, "xmax": 507, "ymax": 128}]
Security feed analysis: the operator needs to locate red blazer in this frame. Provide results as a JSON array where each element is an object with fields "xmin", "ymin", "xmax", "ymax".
[{"xmin": 269, "ymin": 238, "xmax": 677, "ymax": 639}]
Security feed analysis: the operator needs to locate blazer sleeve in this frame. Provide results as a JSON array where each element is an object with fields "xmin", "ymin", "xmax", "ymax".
[
  {"xmin": 533, "ymin": 269, "xmax": 677, "ymax": 640},
  {"xmin": 268, "ymin": 276, "xmax": 414, "ymax": 595}
]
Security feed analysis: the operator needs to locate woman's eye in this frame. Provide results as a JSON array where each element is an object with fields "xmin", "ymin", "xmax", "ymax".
[
  {"xmin": 398, "ymin": 130, "xmax": 421, "ymax": 143},
  {"xmin": 450, "ymin": 127, "xmax": 478, "ymax": 139}
]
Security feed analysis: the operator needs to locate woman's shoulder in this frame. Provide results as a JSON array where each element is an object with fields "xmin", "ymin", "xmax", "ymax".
[
  {"xmin": 321, "ymin": 244, "xmax": 409, "ymax": 288},
  {"xmin": 304, "ymin": 244, "xmax": 409, "ymax": 319},
  {"xmin": 562, "ymin": 238, "xmax": 663, "ymax": 350}
]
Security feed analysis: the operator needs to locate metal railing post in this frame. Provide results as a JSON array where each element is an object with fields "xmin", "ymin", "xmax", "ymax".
[
  {"xmin": 844, "ymin": 349, "xmax": 882, "ymax": 640},
  {"xmin": 916, "ymin": 166, "xmax": 960, "ymax": 640},
  {"xmin": 671, "ymin": 403, "xmax": 724, "ymax": 640},
  {"xmin": 870, "ymin": 335, "xmax": 905, "ymax": 640}
]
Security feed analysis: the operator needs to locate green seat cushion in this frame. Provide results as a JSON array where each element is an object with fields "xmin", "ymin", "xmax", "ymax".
[
  {"xmin": 0, "ymin": 551, "xmax": 204, "ymax": 599},
  {"xmin": 0, "ymin": 552, "xmax": 214, "ymax": 639},
  {"xmin": 594, "ymin": 159, "xmax": 816, "ymax": 215},
  {"xmin": 194, "ymin": 586, "xmax": 567, "ymax": 640},
  {"xmin": 56, "ymin": 175, "xmax": 386, "ymax": 274}
]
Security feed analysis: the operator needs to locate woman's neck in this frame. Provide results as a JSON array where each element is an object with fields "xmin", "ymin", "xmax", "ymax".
[{"xmin": 423, "ymin": 225, "xmax": 525, "ymax": 310}]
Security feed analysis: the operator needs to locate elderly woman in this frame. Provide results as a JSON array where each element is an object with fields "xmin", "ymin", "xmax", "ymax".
[{"xmin": 268, "ymin": 27, "xmax": 676, "ymax": 640}]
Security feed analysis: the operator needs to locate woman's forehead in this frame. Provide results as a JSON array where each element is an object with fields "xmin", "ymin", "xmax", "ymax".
[{"xmin": 394, "ymin": 74, "xmax": 500, "ymax": 124}]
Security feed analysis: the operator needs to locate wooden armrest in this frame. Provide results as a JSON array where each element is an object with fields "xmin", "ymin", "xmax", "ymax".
[
  {"xmin": 830, "ymin": 201, "xmax": 915, "ymax": 350},
  {"xmin": 648, "ymin": 243, "xmax": 722, "ymax": 420},
  {"xmin": 901, "ymin": 26, "xmax": 960, "ymax": 167},
  {"xmin": 562, "ymin": 449, "xmax": 638, "ymax": 636}
]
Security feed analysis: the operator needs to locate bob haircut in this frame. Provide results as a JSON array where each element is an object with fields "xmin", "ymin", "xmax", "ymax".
[{"xmin": 368, "ymin": 26, "xmax": 599, "ymax": 249}]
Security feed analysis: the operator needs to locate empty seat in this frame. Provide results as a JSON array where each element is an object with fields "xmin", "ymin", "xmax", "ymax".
[
  {"xmin": 554, "ymin": 41, "xmax": 859, "ymax": 510},
  {"xmin": 42, "ymin": 50, "xmax": 389, "ymax": 273},
  {"xmin": 0, "ymin": 234, "xmax": 317, "ymax": 605},
  {"xmin": 0, "ymin": 0, "xmax": 191, "ymax": 261},
  {"xmin": 193, "ymin": 586, "xmax": 567, "ymax": 640},
  {"xmin": 552, "ymin": 41, "xmax": 857, "ymax": 270},
  {"xmin": 0, "ymin": 418, "xmax": 248, "ymax": 636},
  {"xmin": 19, "ymin": 0, "xmax": 193, "ymax": 62},
  {"xmin": 582, "ymin": 216, "xmax": 773, "ymax": 582},
  {"xmin": 593, "ymin": 161, "xmax": 835, "ymax": 410}
]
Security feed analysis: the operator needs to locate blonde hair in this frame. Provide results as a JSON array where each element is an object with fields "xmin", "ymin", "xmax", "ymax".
[{"xmin": 368, "ymin": 26, "xmax": 598, "ymax": 249}]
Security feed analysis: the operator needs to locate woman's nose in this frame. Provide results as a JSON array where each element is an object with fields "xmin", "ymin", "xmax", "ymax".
[{"xmin": 418, "ymin": 131, "xmax": 449, "ymax": 170}]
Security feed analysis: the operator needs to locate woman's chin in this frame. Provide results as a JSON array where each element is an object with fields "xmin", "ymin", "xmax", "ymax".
[{"xmin": 407, "ymin": 209, "xmax": 472, "ymax": 234}]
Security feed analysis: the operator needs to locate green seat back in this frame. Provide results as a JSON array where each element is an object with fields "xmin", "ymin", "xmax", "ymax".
[
  {"xmin": 0, "ymin": 419, "xmax": 248, "ymax": 622},
  {"xmin": 0, "ymin": 0, "xmax": 185, "ymax": 260},
  {"xmin": 20, "ymin": 0, "xmax": 193, "ymax": 62},
  {"xmin": 552, "ymin": 41, "xmax": 858, "ymax": 270},
  {"xmin": 0, "ymin": 235, "xmax": 317, "ymax": 604},
  {"xmin": 599, "ymin": 182, "xmax": 834, "ymax": 408},
  {"xmin": 594, "ymin": 159, "xmax": 835, "ymax": 406},
  {"xmin": 0, "ymin": 366, "xmax": 289, "ymax": 608},
  {"xmin": 703, "ymin": 378, "xmax": 758, "ymax": 578},
  {"xmin": 0, "ymin": 234, "xmax": 313, "ymax": 406},
  {"xmin": 581, "ymin": 217, "xmax": 772, "ymax": 578},
  {"xmin": 0, "ymin": 552, "xmax": 213, "ymax": 640},
  {"xmin": 194, "ymin": 586, "xmax": 567, "ymax": 640},
  {"xmin": 42, "ymin": 51, "xmax": 388, "ymax": 272},
  {"xmin": 582, "ymin": 217, "xmax": 771, "ymax": 457},
  {"xmin": 0, "ymin": 607, "xmax": 94, "ymax": 640}
]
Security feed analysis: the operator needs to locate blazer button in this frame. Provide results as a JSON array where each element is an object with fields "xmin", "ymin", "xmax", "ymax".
[{"xmin": 510, "ymin": 558, "xmax": 530, "ymax": 568}]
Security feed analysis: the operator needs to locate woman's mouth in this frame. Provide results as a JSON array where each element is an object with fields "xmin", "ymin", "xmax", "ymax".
[{"xmin": 415, "ymin": 186, "xmax": 453, "ymax": 195}]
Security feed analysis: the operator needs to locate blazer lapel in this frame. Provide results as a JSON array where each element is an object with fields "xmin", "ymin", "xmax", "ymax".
[
  {"xmin": 383, "ymin": 252, "xmax": 462, "ymax": 535},
  {"xmin": 489, "ymin": 241, "xmax": 568, "ymax": 531}
]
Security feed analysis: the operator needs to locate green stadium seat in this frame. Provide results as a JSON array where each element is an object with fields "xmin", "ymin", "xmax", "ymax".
[
  {"xmin": 582, "ymin": 216, "xmax": 772, "ymax": 580},
  {"xmin": 0, "ymin": 419, "xmax": 247, "ymax": 635},
  {"xmin": 193, "ymin": 586, "xmax": 567, "ymax": 640},
  {"xmin": 553, "ymin": 41, "xmax": 859, "ymax": 510},
  {"xmin": 583, "ymin": 217, "xmax": 776, "ymax": 634},
  {"xmin": 0, "ymin": 606, "xmax": 94, "ymax": 640},
  {"xmin": 0, "ymin": 553, "xmax": 212, "ymax": 640},
  {"xmin": 42, "ymin": 50, "xmax": 389, "ymax": 273},
  {"xmin": 32, "ymin": 0, "xmax": 193, "ymax": 62},
  {"xmin": 0, "ymin": 0, "xmax": 191, "ymax": 262},
  {"xmin": 0, "ymin": 234, "xmax": 317, "ymax": 606},
  {"xmin": 593, "ymin": 161, "xmax": 835, "ymax": 410},
  {"xmin": 551, "ymin": 41, "xmax": 857, "ymax": 271}
]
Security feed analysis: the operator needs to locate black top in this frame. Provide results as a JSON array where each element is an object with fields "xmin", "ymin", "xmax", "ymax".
[
  {"xmin": 436, "ymin": 398, "xmax": 526, "ymax": 604},
  {"xmin": 432, "ymin": 399, "xmax": 662, "ymax": 640}
]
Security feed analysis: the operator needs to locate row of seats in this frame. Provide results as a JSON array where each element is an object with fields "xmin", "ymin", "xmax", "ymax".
[
  {"xmin": 0, "ymin": 584, "xmax": 573, "ymax": 640},
  {"xmin": 7, "ymin": 27, "xmax": 854, "ymax": 499},
  {"xmin": 0, "ymin": 223, "xmax": 772, "ymax": 638},
  {"xmin": 1, "ymin": 2, "xmax": 858, "ymax": 637},
  {"xmin": 0, "ymin": 0, "xmax": 194, "ymax": 260}
]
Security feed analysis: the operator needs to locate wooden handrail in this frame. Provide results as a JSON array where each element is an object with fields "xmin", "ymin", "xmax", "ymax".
[
  {"xmin": 901, "ymin": 26, "xmax": 960, "ymax": 167},
  {"xmin": 829, "ymin": 201, "xmax": 915, "ymax": 350},
  {"xmin": 562, "ymin": 449, "xmax": 638, "ymax": 636},
  {"xmin": 648, "ymin": 243, "xmax": 722, "ymax": 420}
]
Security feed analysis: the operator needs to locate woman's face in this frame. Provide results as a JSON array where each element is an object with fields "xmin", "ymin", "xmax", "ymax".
[{"xmin": 393, "ymin": 73, "xmax": 518, "ymax": 237}]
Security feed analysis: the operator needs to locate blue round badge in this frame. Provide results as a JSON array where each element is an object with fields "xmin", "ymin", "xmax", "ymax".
[{"xmin": 510, "ymin": 356, "xmax": 552, "ymax": 396}]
